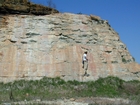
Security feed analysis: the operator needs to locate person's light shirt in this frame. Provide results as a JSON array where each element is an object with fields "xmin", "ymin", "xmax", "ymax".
[{"xmin": 83, "ymin": 54, "xmax": 87, "ymax": 61}]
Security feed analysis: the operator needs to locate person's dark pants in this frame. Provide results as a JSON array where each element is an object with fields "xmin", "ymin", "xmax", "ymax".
[{"xmin": 83, "ymin": 61, "xmax": 88, "ymax": 75}]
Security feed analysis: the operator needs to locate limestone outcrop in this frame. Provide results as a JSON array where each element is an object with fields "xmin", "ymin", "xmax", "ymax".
[
  {"xmin": 0, "ymin": 0, "xmax": 59, "ymax": 15},
  {"xmin": 0, "ymin": 13, "xmax": 140, "ymax": 82}
]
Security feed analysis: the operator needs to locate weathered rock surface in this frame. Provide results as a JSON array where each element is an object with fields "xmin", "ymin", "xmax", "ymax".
[
  {"xmin": 0, "ymin": 13, "xmax": 140, "ymax": 82},
  {"xmin": 0, "ymin": 0, "xmax": 59, "ymax": 15}
]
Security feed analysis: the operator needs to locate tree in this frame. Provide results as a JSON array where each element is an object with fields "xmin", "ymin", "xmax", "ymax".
[{"xmin": 46, "ymin": 0, "xmax": 56, "ymax": 9}]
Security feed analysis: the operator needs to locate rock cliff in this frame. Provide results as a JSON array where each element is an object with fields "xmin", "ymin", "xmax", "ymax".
[
  {"xmin": 0, "ymin": 13, "xmax": 140, "ymax": 82},
  {"xmin": 0, "ymin": 0, "xmax": 59, "ymax": 15}
]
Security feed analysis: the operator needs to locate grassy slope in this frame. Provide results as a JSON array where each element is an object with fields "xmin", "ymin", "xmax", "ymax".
[{"xmin": 0, "ymin": 76, "xmax": 140, "ymax": 103}]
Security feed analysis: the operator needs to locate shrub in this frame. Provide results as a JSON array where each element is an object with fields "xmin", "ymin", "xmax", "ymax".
[
  {"xmin": 122, "ymin": 58, "xmax": 127, "ymax": 63},
  {"xmin": 0, "ymin": 76, "xmax": 140, "ymax": 103}
]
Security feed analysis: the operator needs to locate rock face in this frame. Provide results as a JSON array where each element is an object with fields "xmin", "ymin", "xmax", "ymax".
[
  {"xmin": 0, "ymin": 0, "xmax": 59, "ymax": 15},
  {"xmin": 0, "ymin": 13, "xmax": 140, "ymax": 82}
]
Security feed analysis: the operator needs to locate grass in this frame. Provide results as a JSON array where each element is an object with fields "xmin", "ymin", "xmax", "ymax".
[{"xmin": 0, "ymin": 76, "xmax": 140, "ymax": 104}]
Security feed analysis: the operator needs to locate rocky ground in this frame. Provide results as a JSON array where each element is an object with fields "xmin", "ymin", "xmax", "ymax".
[{"xmin": 2, "ymin": 97, "xmax": 135, "ymax": 105}]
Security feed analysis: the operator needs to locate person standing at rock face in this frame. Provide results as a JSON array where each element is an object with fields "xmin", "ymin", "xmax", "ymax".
[{"xmin": 82, "ymin": 51, "xmax": 88, "ymax": 76}]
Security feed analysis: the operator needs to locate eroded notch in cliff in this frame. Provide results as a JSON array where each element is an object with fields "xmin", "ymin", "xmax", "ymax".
[
  {"xmin": 59, "ymin": 33, "xmax": 75, "ymax": 43},
  {"xmin": 26, "ymin": 32, "xmax": 40, "ymax": 38},
  {"xmin": 8, "ymin": 39, "xmax": 17, "ymax": 43}
]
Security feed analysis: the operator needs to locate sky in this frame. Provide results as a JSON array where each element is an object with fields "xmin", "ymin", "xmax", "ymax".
[{"xmin": 30, "ymin": 0, "xmax": 140, "ymax": 64}]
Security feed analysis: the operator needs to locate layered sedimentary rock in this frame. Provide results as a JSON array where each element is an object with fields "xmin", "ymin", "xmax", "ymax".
[
  {"xmin": 0, "ymin": 13, "xmax": 140, "ymax": 82},
  {"xmin": 0, "ymin": 0, "xmax": 59, "ymax": 15}
]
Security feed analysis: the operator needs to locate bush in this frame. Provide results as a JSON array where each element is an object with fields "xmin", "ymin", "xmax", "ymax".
[{"xmin": 122, "ymin": 58, "xmax": 127, "ymax": 63}]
